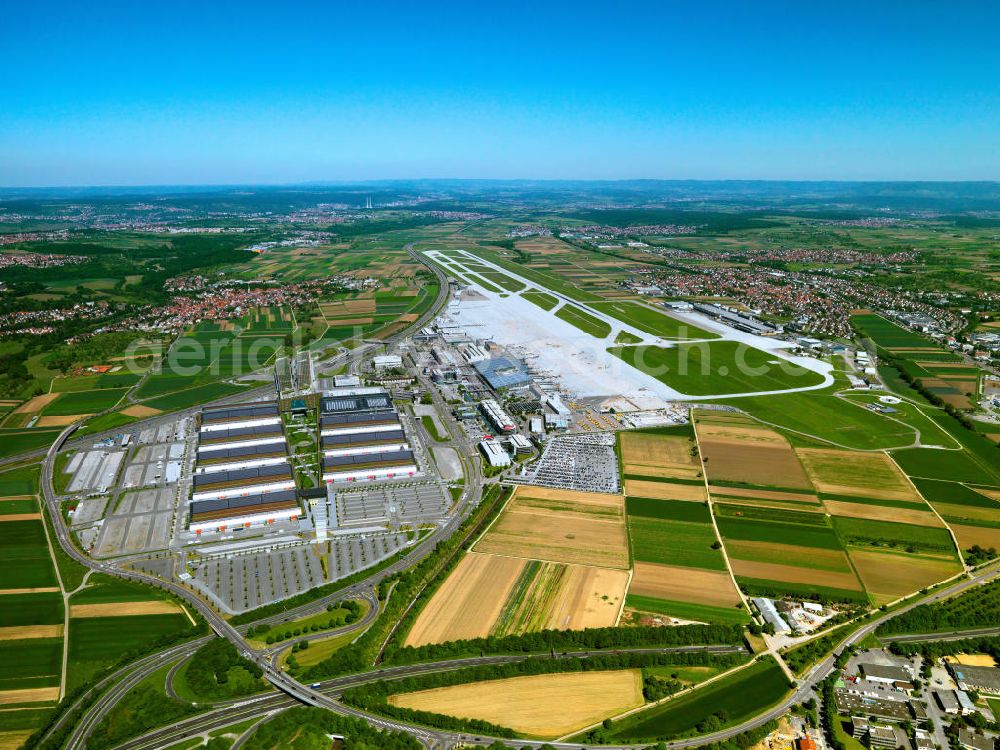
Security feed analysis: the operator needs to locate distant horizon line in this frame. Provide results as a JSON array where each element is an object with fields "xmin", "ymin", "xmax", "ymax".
[{"xmin": 2, "ymin": 177, "xmax": 1000, "ymax": 194}]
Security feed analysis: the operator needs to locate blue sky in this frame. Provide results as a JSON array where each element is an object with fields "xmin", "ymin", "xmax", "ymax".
[{"xmin": 1, "ymin": 0, "xmax": 998, "ymax": 185}]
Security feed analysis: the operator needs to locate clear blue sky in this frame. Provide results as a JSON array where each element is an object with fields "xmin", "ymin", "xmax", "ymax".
[{"xmin": 2, "ymin": 0, "xmax": 998, "ymax": 185}]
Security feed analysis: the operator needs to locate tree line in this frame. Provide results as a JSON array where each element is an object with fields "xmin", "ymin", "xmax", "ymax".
[
  {"xmin": 878, "ymin": 579, "xmax": 1000, "ymax": 636},
  {"xmin": 243, "ymin": 706, "xmax": 422, "ymax": 750}
]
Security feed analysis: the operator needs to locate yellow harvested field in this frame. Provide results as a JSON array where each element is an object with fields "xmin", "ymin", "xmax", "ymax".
[
  {"xmin": 540, "ymin": 564, "xmax": 629, "ymax": 631},
  {"xmin": 696, "ymin": 421, "xmax": 811, "ymax": 490},
  {"xmin": 623, "ymin": 463, "xmax": 702, "ymax": 480},
  {"xmin": 849, "ymin": 550, "xmax": 961, "ymax": 603},
  {"xmin": 712, "ymin": 497, "xmax": 824, "ymax": 514},
  {"xmin": 946, "ymin": 654, "xmax": 997, "ymax": 667},
  {"xmin": 343, "ymin": 299, "xmax": 376, "ymax": 313},
  {"xmin": 930, "ymin": 503, "xmax": 1000, "ymax": 524},
  {"xmin": 120, "ymin": 405, "xmax": 162, "ymax": 418},
  {"xmin": 13, "ymin": 394, "xmax": 59, "ymax": 414},
  {"xmin": 404, "ymin": 552, "xmax": 524, "ymax": 647},
  {"xmin": 0, "ymin": 687, "xmax": 59, "ymax": 705},
  {"xmin": 473, "ymin": 488, "xmax": 629, "ymax": 569},
  {"xmin": 389, "ymin": 670, "xmax": 645, "ymax": 739},
  {"xmin": 70, "ymin": 600, "xmax": 181, "ymax": 618},
  {"xmin": 974, "ymin": 487, "xmax": 1000, "ymax": 502},
  {"xmin": 0, "ymin": 624, "xmax": 62, "ymax": 641},
  {"xmin": 623, "ymin": 479, "xmax": 706, "ymax": 502},
  {"xmin": 0, "ymin": 587, "xmax": 59, "ymax": 595},
  {"xmin": 620, "ymin": 433, "xmax": 701, "ymax": 481},
  {"xmin": 0, "ymin": 513, "xmax": 41, "ymax": 522},
  {"xmin": 36, "ymin": 415, "xmax": 88, "ymax": 427},
  {"xmin": 729, "ymin": 558, "xmax": 862, "ymax": 591},
  {"xmin": 0, "ymin": 730, "xmax": 34, "ymax": 750},
  {"xmin": 629, "ymin": 562, "xmax": 742, "ymax": 608},
  {"xmin": 823, "ymin": 500, "xmax": 943, "ymax": 527},
  {"xmin": 708, "ymin": 486, "xmax": 819, "ymax": 504},
  {"xmin": 324, "ymin": 316, "xmax": 374, "ymax": 326},
  {"xmin": 949, "ymin": 524, "xmax": 1000, "ymax": 552},
  {"xmin": 796, "ymin": 448, "xmax": 919, "ymax": 502}
]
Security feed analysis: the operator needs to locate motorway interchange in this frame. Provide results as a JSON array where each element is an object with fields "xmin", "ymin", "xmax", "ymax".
[{"xmin": 22, "ymin": 252, "xmax": 1000, "ymax": 750}]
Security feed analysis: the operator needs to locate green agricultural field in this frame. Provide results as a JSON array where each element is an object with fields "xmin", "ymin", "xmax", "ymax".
[
  {"xmin": 831, "ymin": 516, "xmax": 958, "ymax": 556},
  {"xmin": 851, "ymin": 314, "xmax": 939, "ymax": 349},
  {"xmin": 139, "ymin": 382, "xmax": 253, "ymax": 413},
  {"xmin": 521, "ymin": 290, "xmax": 559, "ymax": 310},
  {"xmin": 626, "ymin": 497, "xmax": 712, "ymax": 523},
  {"xmin": 555, "ymin": 303, "xmax": 612, "ymax": 338},
  {"xmin": 625, "ymin": 594, "xmax": 751, "ymax": 625},
  {"xmin": 0, "ymin": 498, "xmax": 38, "ymax": 514},
  {"xmin": 50, "ymin": 373, "xmax": 142, "ymax": 392},
  {"xmin": 892, "ymin": 447, "xmax": 1000, "ymax": 487},
  {"xmin": 0, "ymin": 429, "xmax": 61, "ymax": 459},
  {"xmin": 591, "ymin": 301, "xmax": 718, "ymax": 340},
  {"xmin": 0, "ymin": 464, "xmax": 40, "ymax": 495},
  {"xmin": 603, "ymin": 657, "xmax": 789, "ymax": 742},
  {"xmin": 715, "ymin": 514, "xmax": 843, "ymax": 550},
  {"xmin": 0, "ymin": 639, "xmax": 62, "ymax": 691},
  {"xmin": 629, "ymin": 516, "xmax": 727, "ymax": 570},
  {"xmin": 610, "ymin": 342, "xmax": 825, "ymax": 396},
  {"xmin": 0, "ymin": 592, "xmax": 63, "ymax": 627},
  {"xmin": 67, "ymin": 613, "xmax": 191, "ymax": 690},
  {"xmin": 0, "ymin": 519, "xmax": 58, "ymax": 589},
  {"xmin": 42, "ymin": 387, "xmax": 130, "ymax": 416},
  {"xmin": 911, "ymin": 479, "xmax": 997, "ymax": 507},
  {"xmin": 72, "ymin": 574, "xmax": 173, "ymax": 605}
]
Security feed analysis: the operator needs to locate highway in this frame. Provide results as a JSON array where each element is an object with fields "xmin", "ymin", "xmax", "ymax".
[{"xmin": 879, "ymin": 625, "xmax": 1000, "ymax": 643}]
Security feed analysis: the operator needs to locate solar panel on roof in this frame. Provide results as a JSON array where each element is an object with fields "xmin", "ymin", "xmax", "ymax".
[
  {"xmin": 190, "ymin": 489, "xmax": 298, "ymax": 517},
  {"xmin": 198, "ymin": 443, "xmax": 288, "ymax": 461},
  {"xmin": 322, "ymin": 429, "xmax": 405, "ymax": 447},
  {"xmin": 199, "ymin": 424, "xmax": 283, "ymax": 441},
  {"xmin": 321, "ymin": 410, "xmax": 399, "ymax": 427},
  {"xmin": 323, "ymin": 449, "xmax": 414, "ymax": 469},
  {"xmin": 192, "ymin": 463, "xmax": 291, "ymax": 487}
]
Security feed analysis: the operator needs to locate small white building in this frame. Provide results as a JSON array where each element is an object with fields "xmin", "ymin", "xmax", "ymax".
[
  {"xmin": 479, "ymin": 440, "xmax": 511, "ymax": 467},
  {"xmin": 373, "ymin": 354, "xmax": 403, "ymax": 370}
]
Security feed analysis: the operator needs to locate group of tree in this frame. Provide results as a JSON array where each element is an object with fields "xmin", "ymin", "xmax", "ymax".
[
  {"xmin": 889, "ymin": 635, "xmax": 1000, "ymax": 661},
  {"xmin": 183, "ymin": 638, "xmax": 265, "ymax": 700},
  {"xmin": 243, "ymin": 706, "xmax": 422, "ymax": 750},
  {"xmin": 877, "ymin": 580, "xmax": 1000, "ymax": 636},
  {"xmin": 254, "ymin": 599, "xmax": 362, "ymax": 644}
]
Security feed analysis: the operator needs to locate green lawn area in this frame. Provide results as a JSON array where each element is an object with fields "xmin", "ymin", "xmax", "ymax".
[
  {"xmin": 555, "ymin": 303, "xmax": 613, "ymax": 338},
  {"xmin": 420, "ymin": 415, "xmax": 446, "ymax": 442},
  {"xmin": 891, "ymin": 447, "xmax": 1000, "ymax": 487},
  {"xmin": 629, "ymin": 516, "xmax": 728, "ymax": 570},
  {"xmin": 852, "ymin": 314, "xmax": 940, "ymax": 349},
  {"xmin": 610, "ymin": 341, "xmax": 825, "ymax": 396},
  {"xmin": 521, "ymin": 290, "xmax": 559, "ymax": 311},
  {"xmin": 626, "ymin": 496, "xmax": 712, "ymax": 523},
  {"xmin": 603, "ymin": 657, "xmax": 790, "ymax": 742},
  {"xmin": 831, "ymin": 516, "xmax": 958, "ymax": 556},
  {"xmin": 591, "ymin": 301, "xmax": 718, "ymax": 340}
]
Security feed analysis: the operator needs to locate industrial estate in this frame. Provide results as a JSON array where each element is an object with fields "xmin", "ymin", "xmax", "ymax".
[{"xmin": 1, "ymin": 181, "xmax": 1000, "ymax": 750}]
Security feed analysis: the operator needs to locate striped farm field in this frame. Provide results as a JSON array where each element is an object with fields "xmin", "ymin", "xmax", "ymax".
[
  {"xmin": 623, "ymin": 479, "xmax": 706, "ymax": 502},
  {"xmin": 473, "ymin": 487, "xmax": 629, "ymax": 569},
  {"xmin": 628, "ymin": 562, "xmax": 742, "ymax": 610},
  {"xmin": 707, "ymin": 485, "xmax": 819, "ymax": 505},
  {"xmin": 619, "ymin": 431, "xmax": 702, "ymax": 481},
  {"xmin": 796, "ymin": 448, "xmax": 919, "ymax": 502},
  {"xmin": 822, "ymin": 499, "xmax": 944, "ymax": 527},
  {"xmin": 848, "ymin": 549, "xmax": 962, "ymax": 604},
  {"xmin": 694, "ymin": 416, "xmax": 812, "ymax": 490},
  {"xmin": 949, "ymin": 524, "xmax": 1000, "ymax": 552},
  {"xmin": 404, "ymin": 552, "xmax": 523, "ymax": 647},
  {"xmin": 389, "ymin": 670, "xmax": 645, "ymax": 740},
  {"xmin": 629, "ymin": 516, "xmax": 727, "ymax": 570}
]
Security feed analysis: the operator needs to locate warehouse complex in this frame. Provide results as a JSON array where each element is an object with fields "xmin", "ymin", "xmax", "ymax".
[
  {"xmin": 189, "ymin": 401, "xmax": 298, "ymax": 533},
  {"xmin": 320, "ymin": 387, "xmax": 419, "ymax": 483}
]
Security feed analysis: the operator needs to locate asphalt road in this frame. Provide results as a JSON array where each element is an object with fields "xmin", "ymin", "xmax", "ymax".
[{"xmin": 880, "ymin": 625, "xmax": 1000, "ymax": 643}]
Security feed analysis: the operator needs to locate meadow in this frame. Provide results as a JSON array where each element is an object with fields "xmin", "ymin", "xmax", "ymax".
[
  {"xmin": 610, "ymin": 341, "xmax": 825, "ymax": 396},
  {"xmin": 554, "ymin": 303, "xmax": 613, "ymax": 338},
  {"xmin": 590, "ymin": 301, "xmax": 717, "ymax": 340}
]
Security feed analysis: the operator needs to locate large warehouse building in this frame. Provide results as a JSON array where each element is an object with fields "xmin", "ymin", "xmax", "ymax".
[
  {"xmin": 318, "ymin": 387, "xmax": 418, "ymax": 483},
  {"xmin": 188, "ymin": 401, "xmax": 298, "ymax": 533}
]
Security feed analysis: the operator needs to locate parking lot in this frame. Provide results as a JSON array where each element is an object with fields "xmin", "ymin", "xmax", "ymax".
[{"xmin": 91, "ymin": 487, "xmax": 177, "ymax": 557}]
